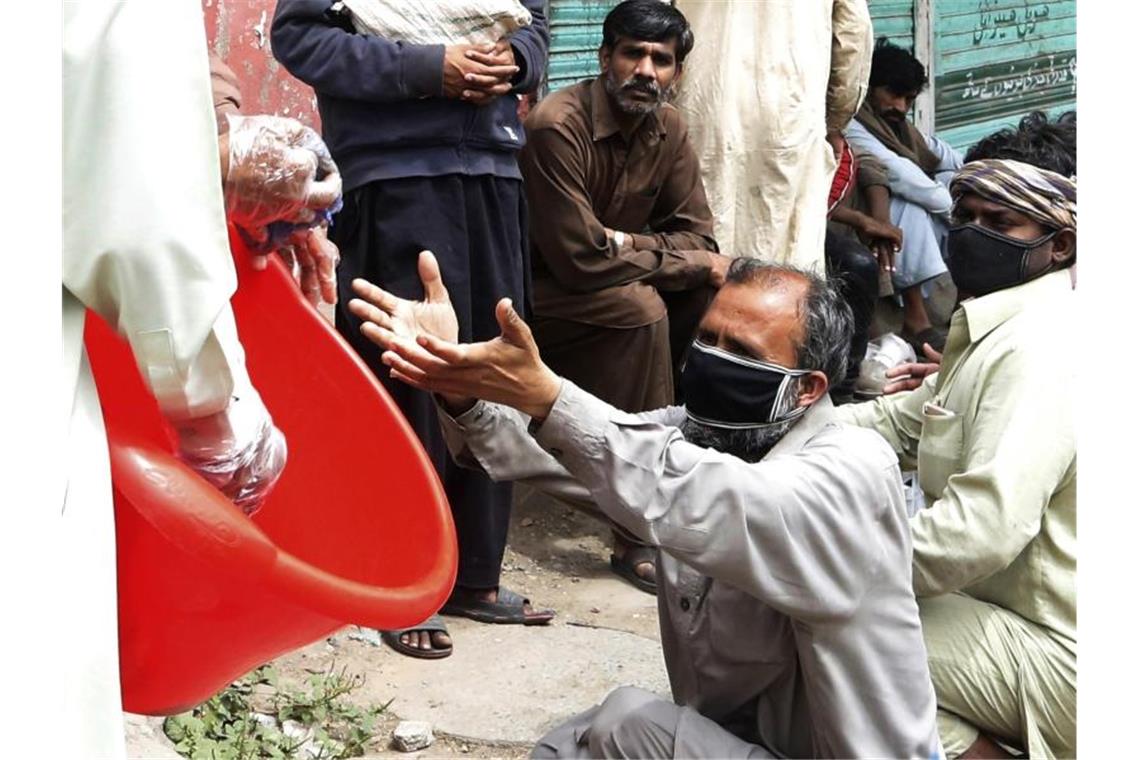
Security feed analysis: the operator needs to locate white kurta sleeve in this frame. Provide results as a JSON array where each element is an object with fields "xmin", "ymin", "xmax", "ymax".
[{"xmin": 63, "ymin": 1, "xmax": 248, "ymax": 422}]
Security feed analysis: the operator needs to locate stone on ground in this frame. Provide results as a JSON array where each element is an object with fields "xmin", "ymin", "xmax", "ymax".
[{"xmin": 392, "ymin": 720, "xmax": 435, "ymax": 752}]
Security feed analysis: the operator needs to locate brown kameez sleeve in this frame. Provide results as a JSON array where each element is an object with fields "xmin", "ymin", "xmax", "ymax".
[
  {"xmin": 209, "ymin": 53, "xmax": 243, "ymax": 134},
  {"xmin": 627, "ymin": 117, "xmax": 720, "ymax": 256}
]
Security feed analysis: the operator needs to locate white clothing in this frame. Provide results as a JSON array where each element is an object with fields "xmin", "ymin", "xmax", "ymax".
[
  {"xmin": 675, "ymin": 0, "xmax": 872, "ymax": 269},
  {"xmin": 62, "ymin": 3, "xmax": 253, "ymax": 755}
]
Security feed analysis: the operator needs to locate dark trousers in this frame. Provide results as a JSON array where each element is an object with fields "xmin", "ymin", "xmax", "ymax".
[
  {"xmin": 331, "ymin": 175, "xmax": 528, "ymax": 589},
  {"xmin": 824, "ymin": 229, "xmax": 879, "ymax": 397},
  {"xmin": 530, "ymin": 286, "xmax": 714, "ymax": 546},
  {"xmin": 531, "ymin": 287, "xmax": 713, "ymax": 413}
]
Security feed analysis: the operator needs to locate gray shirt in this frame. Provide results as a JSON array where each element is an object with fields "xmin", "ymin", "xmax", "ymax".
[{"xmin": 439, "ymin": 382, "xmax": 943, "ymax": 759}]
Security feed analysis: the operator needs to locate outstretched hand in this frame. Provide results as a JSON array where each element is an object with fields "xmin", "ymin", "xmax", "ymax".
[
  {"xmin": 882, "ymin": 343, "xmax": 943, "ymax": 395},
  {"xmin": 348, "ymin": 251, "xmax": 562, "ymax": 418},
  {"xmin": 348, "ymin": 250, "xmax": 460, "ymax": 346},
  {"xmin": 381, "ymin": 297, "xmax": 562, "ymax": 421}
]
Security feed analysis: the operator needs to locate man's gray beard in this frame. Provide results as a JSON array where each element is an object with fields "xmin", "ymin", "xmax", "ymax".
[
  {"xmin": 603, "ymin": 70, "xmax": 678, "ymax": 115},
  {"xmin": 679, "ymin": 417, "xmax": 797, "ymax": 464}
]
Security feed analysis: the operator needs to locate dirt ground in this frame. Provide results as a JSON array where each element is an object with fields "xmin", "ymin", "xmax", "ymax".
[{"xmin": 129, "ymin": 483, "xmax": 666, "ymax": 759}]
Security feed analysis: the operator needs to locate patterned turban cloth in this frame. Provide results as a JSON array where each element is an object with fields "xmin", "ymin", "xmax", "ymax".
[{"xmin": 950, "ymin": 158, "xmax": 1076, "ymax": 232}]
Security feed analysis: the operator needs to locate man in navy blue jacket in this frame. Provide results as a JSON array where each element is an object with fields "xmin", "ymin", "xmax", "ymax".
[{"xmin": 272, "ymin": 0, "xmax": 552, "ymax": 659}]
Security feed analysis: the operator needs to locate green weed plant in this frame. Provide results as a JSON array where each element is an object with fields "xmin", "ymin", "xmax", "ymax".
[{"xmin": 163, "ymin": 663, "xmax": 391, "ymax": 759}]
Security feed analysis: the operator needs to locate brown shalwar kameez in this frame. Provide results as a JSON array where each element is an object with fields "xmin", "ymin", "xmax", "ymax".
[
  {"xmin": 520, "ymin": 79, "xmax": 719, "ymax": 554},
  {"xmin": 520, "ymin": 77, "xmax": 720, "ymax": 413}
]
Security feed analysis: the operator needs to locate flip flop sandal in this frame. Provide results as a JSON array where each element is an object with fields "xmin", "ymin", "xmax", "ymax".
[
  {"xmin": 440, "ymin": 586, "xmax": 555, "ymax": 626},
  {"xmin": 380, "ymin": 615, "xmax": 453, "ymax": 659},
  {"xmin": 610, "ymin": 545, "xmax": 658, "ymax": 596}
]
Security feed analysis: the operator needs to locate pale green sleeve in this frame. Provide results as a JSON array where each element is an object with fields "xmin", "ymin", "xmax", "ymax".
[{"xmin": 833, "ymin": 375, "xmax": 935, "ymax": 464}]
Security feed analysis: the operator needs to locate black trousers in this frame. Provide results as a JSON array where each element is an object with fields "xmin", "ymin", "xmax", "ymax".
[
  {"xmin": 824, "ymin": 229, "xmax": 879, "ymax": 396},
  {"xmin": 331, "ymin": 175, "xmax": 529, "ymax": 590}
]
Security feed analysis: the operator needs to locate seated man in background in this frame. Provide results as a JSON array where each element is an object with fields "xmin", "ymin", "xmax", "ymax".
[
  {"xmin": 346, "ymin": 254, "xmax": 942, "ymax": 759},
  {"xmin": 837, "ymin": 151, "xmax": 1077, "ymax": 758},
  {"xmin": 521, "ymin": 0, "xmax": 731, "ymax": 594},
  {"xmin": 846, "ymin": 38, "xmax": 963, "ymax": 353}
]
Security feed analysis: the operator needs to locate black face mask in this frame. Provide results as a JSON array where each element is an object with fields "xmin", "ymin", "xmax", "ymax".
[
  {"xmin": 680, "ymin": 341, "xmax": 810, "ymax": 430},
  {"xmin": 946, "ymin": 223, "xmax": 1058, "ymax": 298}
]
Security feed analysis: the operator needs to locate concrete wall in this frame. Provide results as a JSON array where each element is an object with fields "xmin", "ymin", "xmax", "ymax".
[{"xmin": 202, "ymin": 0, "xmax": 321, "ymax": 129}]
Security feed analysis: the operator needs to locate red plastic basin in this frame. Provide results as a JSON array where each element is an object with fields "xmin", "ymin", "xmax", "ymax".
[{"xmin": 84, "ymin": 229, "xmax": 457, "ymax": 715}]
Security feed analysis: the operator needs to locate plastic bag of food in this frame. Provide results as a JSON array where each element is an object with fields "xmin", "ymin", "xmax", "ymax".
[
  {"xmin": 336, "ymin": 0, "xmax": 532, "ymax": 45},
  {"xmin": 855, "ymin": 333, "xmax": 917, "ymax": 397}
]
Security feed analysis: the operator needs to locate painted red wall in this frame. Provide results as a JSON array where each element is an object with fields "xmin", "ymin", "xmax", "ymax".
[{"xmin": 202, "ymin": 0, "xmax": 321, "ymax": 129}]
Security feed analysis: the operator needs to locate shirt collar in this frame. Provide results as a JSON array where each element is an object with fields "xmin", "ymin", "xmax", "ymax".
[
  {"xmin": 959, "ymin": 269, "xmax": 1073, "ymax": 344},
  {"xmin": 765, "ymin": 395, "xmax": 837, "ymax": 460},
  {"xmin": 588, "ymin": 76, "xmax": 667, "ymax": 144}
]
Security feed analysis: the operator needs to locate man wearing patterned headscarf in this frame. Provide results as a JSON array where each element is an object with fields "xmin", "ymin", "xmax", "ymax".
[{"xmin": 837, "ymin": 151, "xmax": 1077, "ymax": 759}]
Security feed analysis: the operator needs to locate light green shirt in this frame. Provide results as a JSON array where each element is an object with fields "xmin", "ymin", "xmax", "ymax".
[{"xmin": 837, "ymin": 270, "xmax": 1075, "ymax": 648}]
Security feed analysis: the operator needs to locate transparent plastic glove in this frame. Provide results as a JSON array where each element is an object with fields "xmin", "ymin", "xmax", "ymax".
[
  {"xmin": 171, "ymin": 388, "xmax": 287, "ymax": 516},
  {"xmin": 223, "ymin": 113, "xmax": 342, "ymax": 249}
]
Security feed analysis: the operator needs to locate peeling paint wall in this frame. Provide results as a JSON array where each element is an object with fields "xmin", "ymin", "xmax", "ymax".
[{"xmin": 202, "ymin": 0, "xmax": 321, "ymax": 129}]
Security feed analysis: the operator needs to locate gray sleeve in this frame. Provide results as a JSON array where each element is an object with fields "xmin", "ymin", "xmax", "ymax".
[
  {"xmin": 532, "ymin": 382, "xmax": 895, "ymax": 622},
  {"xmin": 437, "ymin": 398, "xmax": 596, "ymax": 512}
]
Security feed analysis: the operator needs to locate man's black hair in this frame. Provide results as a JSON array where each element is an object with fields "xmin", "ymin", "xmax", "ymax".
[
  {"xmin": 601, "ymin": 0, "xmax": 695, "ymax": 63},
  {"xmin": 965, "ymin": 110, "xmax": 1077, "ymax": 177},
  {"xmin": 868, "ymin": 37, "xmax": 927, "ymax": 95}
]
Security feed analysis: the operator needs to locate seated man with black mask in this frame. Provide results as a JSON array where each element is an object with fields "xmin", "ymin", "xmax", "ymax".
[
  {"xmin": 345, "ymin": 254, "xmax": 943, "ymax": 759},
  {"xmin": 838, "ymin": 151, "xmax": 1077, "ymax": 758}
]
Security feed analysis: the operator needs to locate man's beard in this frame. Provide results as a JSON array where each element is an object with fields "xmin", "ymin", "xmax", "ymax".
[
  {"xmin": 603, "ymin": 70, "xmax": 677, "ymax": 115},
  {"xmin": 879, "ymin": 108, "xmax": 908, "ymax": 124},
  {"xmin": 679, "ymin": 417, "xmax": 797, "ymax": 464}
]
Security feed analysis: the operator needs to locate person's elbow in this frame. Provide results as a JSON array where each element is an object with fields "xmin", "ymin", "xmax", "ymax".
[
  {"xmin": 913, "ymin": 521, "xmax": 1037, "ymax": 597},
  {"xmin": 269, "ymin": 11, "xmax": 309, "ymax": 76},
  {"xmin": 509, "ymin": 26, "xmax": 550, "ymax": 93},
  {"xmin": 928, "ymin": 187, "xmax": 954, "ymax": 215}
]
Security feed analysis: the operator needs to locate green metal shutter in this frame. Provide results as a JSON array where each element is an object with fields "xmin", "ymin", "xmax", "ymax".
[
  {"xmin": 934, "ymin": 1, "xmax": 1076, "ymax": 151},
  {"xmin": 869, "ymin": 0, "xmax": 917, "ymax": 50},
  {"xmin": 546, "ymin": 0, "xmax": 624, "ymax": 93}
]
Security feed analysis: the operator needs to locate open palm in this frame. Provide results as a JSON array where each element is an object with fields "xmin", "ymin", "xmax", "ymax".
[{"xmin": 348, "ymin": 250, "xmax": 459, "ymax": 348}]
